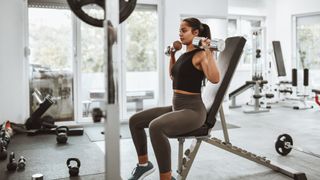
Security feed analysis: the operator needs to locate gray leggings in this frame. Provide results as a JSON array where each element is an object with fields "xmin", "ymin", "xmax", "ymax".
[{"xmin": 129, "ymin": 93, "xmax": 207, "ymax": 173}]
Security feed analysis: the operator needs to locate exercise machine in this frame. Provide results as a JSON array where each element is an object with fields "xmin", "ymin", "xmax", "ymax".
[
  {"xmin": 272, "ymin": 41, "xmax": 313, "ymax": 110},
  {"xmin": 174, "ymin": 36, "xmax": 306, "ymax": 180},
  {"xmin": 229, "ymin": 28, "xmax": 273, "ymax": 113},
  {"xmin": 66, "ymin": 0, "xmax": 137, "ymax": 179}
]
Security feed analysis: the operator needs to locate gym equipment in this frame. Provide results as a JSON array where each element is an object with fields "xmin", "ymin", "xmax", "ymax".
[
  {"xmin": 229, "ymin": 28, "xmax": 272, "ymax": 113},
  {"xmin": 25, "ymin": 89, "xmax": 55, "ymax": 130},
  {"xmin": 312, "ymin": 89, "xmax": 320, "ymax": 106},
  {"xmin": 66, "ymin": 0, "xmax": 137, "ymax": 27},
  {"xmin": 17, "ymin": 156, "xmax": 26, "ymax": 170},
  {"xmin": 56, "ymin": 126, "xmax": 69, "ymax": 144},
  {"xmin": 192, "ymin": 37, "xmax": 225, "ymax": 51},
  {"xmin": 172, "ymin": 37, "xmax": 306, "ymax": 180},
  {"xmin": 272, "ymin": 41, "xmax": 313, "ymax": 110},
  {"xmin": 7, "ymin": 152, "xmax": 17, "ymax": 171},
  {"xmin": 164, "ymin": 41, "xmax": 182, "ymax": 56},
  {"xmin": 32, "ymin": 173, "xmax": 44, "ymax": 180},
  {"xmin": 0, "ymin": 127, "xmax": 11, "ymax": 160},
  {"xmin": 27, "ymin": 125, "xmax": 83, "ymax": 136},
  {"xmin": 92, "ymin": 107, "xmax": 104, "ymax": 122},
  {"xmin": 67, "ymin": 0, "xmax": 129, "ymax": 178},
  {"xmin": 0, "ymin": 145, "xmax": 7, "ymax": 160},
  {"xmin": 67, "ymin": 158, "xmax": 81, "ymax": 177},
  {"xmin": 275, "ymin": 134, "xmax": 320, "ymax": 158}
]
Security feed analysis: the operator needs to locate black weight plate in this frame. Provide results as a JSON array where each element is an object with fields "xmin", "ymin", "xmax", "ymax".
[
  {"xmin": 120, "ymin": 0, "xmax": 137, "ymax": 23},
  {"xmin": 67, "ymin": 0, "xmax": 137, "ymax": 27},
  {"xmin": 67, "ymin": 0, "xmax": 105, "ymax": 27},
  {"xmin": 275, "ymin": 134, "xmax": 293, "ymax": 156}
]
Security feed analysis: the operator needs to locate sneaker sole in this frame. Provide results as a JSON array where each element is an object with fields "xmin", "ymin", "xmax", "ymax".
[{"xmin": 137, "ymin": 166, "xmax": 155, "ymax": 180}]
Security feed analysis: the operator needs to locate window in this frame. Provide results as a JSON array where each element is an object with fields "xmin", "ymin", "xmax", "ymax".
[
  {"xmin": 294, "ymin": 13, "xmax": 320, "ymax": 89},
  {"xmin": 28, "ymin": 7, "xmax": 74, "ymax": 121},
  {"xmin": 122, "ymin": 5, "xmax": 159, "ymax": 120},
  {"xmin": 228, "ymin": 16, "xmax": 265, "ymax": 68}
]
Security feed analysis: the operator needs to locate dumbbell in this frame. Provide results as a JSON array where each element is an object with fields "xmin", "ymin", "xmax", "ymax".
[
  {"xmin": 164, "ymin": 41, "xmax": 182, "ymax": 56},
  {"xmin": 192, "ymin": 37, "xmax": 225, "ymax": 51},
  {"xmin": 7, "ymin": 152, "xmax": 17, "ymax": 171},
  {"xmin": 56, "ymin": 126, "xmax": 69, "ymax": 144},
  {"xmin": 67, "ymin": 158, "xmax": 81, "ymax": 177},
  {"xmin": 275, "ymin": 134, "xmax": 320, "ymax": 158}
]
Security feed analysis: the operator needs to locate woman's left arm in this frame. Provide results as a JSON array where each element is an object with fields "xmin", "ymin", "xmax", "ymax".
[{"xmin": 200, "ymin": 49, "xmax": 220, "ymax": 84}]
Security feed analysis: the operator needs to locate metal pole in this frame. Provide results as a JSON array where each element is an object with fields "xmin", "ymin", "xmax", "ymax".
[{"xmin": 104, "ymin": 0, "xmax": 121, "ymax": 179}]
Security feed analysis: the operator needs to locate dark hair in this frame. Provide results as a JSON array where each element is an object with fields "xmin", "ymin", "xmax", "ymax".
[{"xmin": 182, "ymin": 17, "xmax": 211, "ymax": 39}]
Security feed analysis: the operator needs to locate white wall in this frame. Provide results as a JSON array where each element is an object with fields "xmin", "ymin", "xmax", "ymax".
[
  {"xmin": 163, "ymin": 0, "xmax": 228, "ymax": 105},
  {"xmin": 0, "ymin": 0, "xmax": 28, "ymax": 124},
  {"xmin": 268, "ymin": 0, "xmax": 320, "ymax": 72}
]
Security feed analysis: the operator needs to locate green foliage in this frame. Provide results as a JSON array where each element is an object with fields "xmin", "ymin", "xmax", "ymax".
[
  {"xmin": 125, "ymin": 10, "xmax": 158, "ymax": 72},
  {"xmin": 81, "ymin": 23, "xmax": 104, "ymax": 73},
  {"xmin": 29, "ymin": 9, "xmax": 72, "ymax": 70},
  {"xmin": 297, "ymin": 24, "xmax": 320, "ymax": 69}
]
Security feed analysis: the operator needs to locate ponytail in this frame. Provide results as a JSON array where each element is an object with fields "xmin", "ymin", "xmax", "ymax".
[
  {"xmin": 199, "ymin": 23, "xmax": 211, "ymax": 39},
  {"xmin": 183, "ymin": 17, "xmax": 211, "ymax": 39}
]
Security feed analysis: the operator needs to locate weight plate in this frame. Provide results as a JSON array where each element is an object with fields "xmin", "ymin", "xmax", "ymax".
[
  {"xmin": 67, "ymin": 0, "xmax": 137, "ymax": 27},
  {"xmin": 275, "ymin": 134, "xmax": 293, "ymax": 156},
  {"xmin": 120, "ymin": 0, "xmax": 137, "ymax": 23}
]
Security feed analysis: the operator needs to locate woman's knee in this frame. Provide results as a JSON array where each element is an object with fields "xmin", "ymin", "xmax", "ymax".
[
  {"xmin": 149, "ymin": 121, "xmax": 164, "ymax": 136},
  {"xmin": 129, "ymin": 113, "xmax": 140, "ymax": 129}
]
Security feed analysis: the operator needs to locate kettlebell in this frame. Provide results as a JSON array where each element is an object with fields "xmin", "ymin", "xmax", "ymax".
[
  {"xmin": 56, "ymin": 126, "xmax": 69, "ymax": 144},
  {"xmin": 18, "ymin": 156, "xmax": 26, "ymax": 169},
  {"xmin": 7, "ymin": 152, "xmax": 17, "ymax": 171},
  {"xmin": 67, "ymin": 158, "xmax": 81, "ymax": 176}
]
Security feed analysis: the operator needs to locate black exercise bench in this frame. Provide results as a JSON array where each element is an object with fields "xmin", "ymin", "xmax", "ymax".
[{"xmin": 171, "ymin": 36, "xmax": 306, "ymax": 180}]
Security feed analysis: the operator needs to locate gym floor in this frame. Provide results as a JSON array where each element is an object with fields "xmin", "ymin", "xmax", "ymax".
[
  {"xmin": 116, "ymin": 103, "xmax": 320, "ymax": 180},
  {"xmin": 1, "ymin": 102, "xmax": 319, "ymax": 180}
]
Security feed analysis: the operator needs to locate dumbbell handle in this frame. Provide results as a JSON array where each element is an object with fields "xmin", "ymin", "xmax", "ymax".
[
  {"xmin": 164, "ymin": 41, "xmax": 182, "ymax": 56},
  {"xmin": 192, "ymin": 37, "xmax": 225, "ymax": 51}
]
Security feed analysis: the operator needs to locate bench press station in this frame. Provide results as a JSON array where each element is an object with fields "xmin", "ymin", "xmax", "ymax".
[{"xmin": 172, "ymin": 36, "xmax": 307, "ymax": 180}]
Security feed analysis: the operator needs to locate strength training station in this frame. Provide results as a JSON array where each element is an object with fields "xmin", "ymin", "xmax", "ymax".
[{"xmin": 0, "ymin": 0, "xmax": 320, "ymax": 179}]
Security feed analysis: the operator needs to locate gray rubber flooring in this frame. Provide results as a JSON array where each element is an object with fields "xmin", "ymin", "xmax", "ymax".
[
  {"xmin": 0, "ymin": 133, "xmax": 104, "ymax": 180},
  {"xmin": 1, "ymin": 103, "xmax": 319, "ymax": 180},
  {"xmin": 115, "ymin": 103, "xmax": 320, "ymax": 180}
]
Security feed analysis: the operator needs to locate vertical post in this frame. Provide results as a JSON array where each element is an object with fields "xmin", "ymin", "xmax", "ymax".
[
  {"xmin": 219, "ymin": 106, "xmax": 230, "ymax": 144},
  {"xmin": 104, "ymin": 0, "xmax": 121, "ymax": 179}
]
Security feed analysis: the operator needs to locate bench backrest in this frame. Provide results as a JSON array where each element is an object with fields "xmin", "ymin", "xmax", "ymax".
[
  {"xmin": 272, "ymin": 41, "xmax": 287, "ymax": 77},
  {"xmin": 201, "ymin": 36, "xmax": 246, "ymax": 128}
]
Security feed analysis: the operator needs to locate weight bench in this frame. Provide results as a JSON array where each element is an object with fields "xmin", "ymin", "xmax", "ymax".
[{"xmin": 171, "ymin": 37, "xmax": 306, "ymax": 180}]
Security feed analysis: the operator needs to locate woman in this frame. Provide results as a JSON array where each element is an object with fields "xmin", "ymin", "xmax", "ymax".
[{"xmin": 128, "ymin": 17, "xmax": 220, "ymax": 180}]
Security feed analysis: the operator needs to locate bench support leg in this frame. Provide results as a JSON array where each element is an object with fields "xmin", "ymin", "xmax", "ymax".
[{"xmin": 176, "ymin": 139, "xmax": 202, "ymax": 180}]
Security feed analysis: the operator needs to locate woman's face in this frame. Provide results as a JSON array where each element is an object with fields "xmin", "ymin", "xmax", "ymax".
[{"xmin": 179, "ymin": 21, "xmax": 198, "ymax": 45}]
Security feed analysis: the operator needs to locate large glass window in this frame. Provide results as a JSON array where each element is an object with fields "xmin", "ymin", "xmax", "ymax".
[
  {"xmin": 295, "ymin": 14, "xmax": 320, "ymax": 89},
  {"xmin": 28, "ymin": 8, "xmax": 74, "ymax": 121},
  {"xmin": 79, "ymin": 15, "xmax": 105, "ymax": 122},
  {"xmin": 123, "ymin": 5, "xmax": 159, "ymax": 120},
  {"xmin": 228, "ymin": 16, "xmax": 264, "ymax": 68}
]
